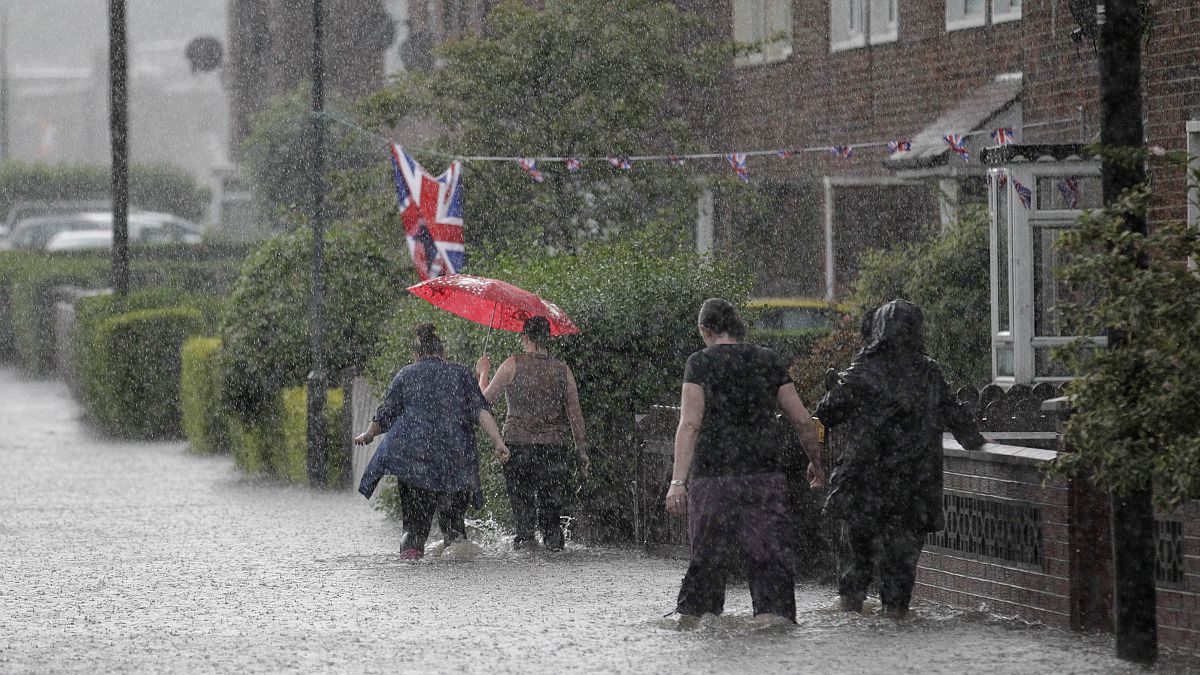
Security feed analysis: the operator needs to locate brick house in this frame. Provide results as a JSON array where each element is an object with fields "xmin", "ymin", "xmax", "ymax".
[{"xmin": 406, "ymin": 0, "xmax": 1197, "ymax": 299}]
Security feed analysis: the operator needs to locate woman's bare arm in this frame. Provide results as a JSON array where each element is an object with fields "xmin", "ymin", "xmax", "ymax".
[
  {"xmin": 666, "ymin": 383, "xmax": 704, "ymax": 515},
  {"xmin": 777, "ymin": 382, "xmax": 826, "ymax": 488}
]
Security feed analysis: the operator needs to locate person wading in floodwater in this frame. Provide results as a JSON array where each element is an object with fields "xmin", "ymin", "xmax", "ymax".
[
  {"xmin": 815, "ymin": 299, "xmax": 985, "ymax": 619},
  {"xmin": 476, "ymin": 316, "xmax": 589, "ymax": 552},
  {"xmin": 666, "ymin": 298, "xmax": 826, "ymax": 628},
  {"xmin": 355, "ymin": 323, "xmax": 510, "ymax": 560}
]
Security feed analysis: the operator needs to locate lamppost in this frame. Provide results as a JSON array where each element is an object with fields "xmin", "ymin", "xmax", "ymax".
[
  {"xmin": 306, "ymin": 0, "xmax": 328, "ymax": 487},
  {"xmin": 108, "ymin": 0, "xmax": 129, "ymax": 297}
]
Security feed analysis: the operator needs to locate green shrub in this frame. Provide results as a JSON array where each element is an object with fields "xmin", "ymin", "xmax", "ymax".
[
  {"xmin": 751, "ymin": 327, "xmax": 835, "ymax": 366},
  {"xmin": 219, "ymin": 227, "xmax": 405, "ymax": 420},
  {"xmin": 368, "ymin": 233, "xmax": 749, "ymax": 539},
  {"xmin": 9, "ymin": 256, "xmax": 107, "ymax": 373},
  {"xmin": 278, "ymin": 386, "xmax": 348, "ymax": 486},
  {"xmin": 0, "ymin": 161, "xmax": 211, "ymax": 222},
  {"xmin": 88, "ymin": 307, "xmax": 205, "ymax": 438},
  {"xmin": 229, "ymin": 406, "xmax": 277, "ymax": 476},
  {"xmin": 852, "ymin": 205, "xmax": 991, "ymax": 388},
  {"xmin": 181, "ymin": 337, "xmax": 228, "ymax": 455},
  {"xmin": 1, "ymin": 248, "xmax": 245, "ymax": 370}
]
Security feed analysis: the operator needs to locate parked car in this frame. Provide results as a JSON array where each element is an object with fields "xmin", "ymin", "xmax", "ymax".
[
  {"xmin": 746, "ymin": 297, "xmax": 850, "ymax": 333},
  {"xmin": 0, "ymin": 200, "xmax": 112, "ymax": 241},
  {"xmin": 44, "ymin": 230, "xmax": 115, "ymax": 252},
  {"xmin": 3, "ymin": 211, "xmax": 203, "ymax": 251}
]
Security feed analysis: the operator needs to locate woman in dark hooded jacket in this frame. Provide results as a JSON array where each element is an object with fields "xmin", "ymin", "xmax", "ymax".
[{"xmin": 814, "ymin": 299, "xmax": 984, "ymax": 618}]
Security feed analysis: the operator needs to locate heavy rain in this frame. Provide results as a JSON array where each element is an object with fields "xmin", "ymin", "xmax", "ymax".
[{"xmin": 1, "ymin": 1, "xmax": 1199, "ymax": 673}]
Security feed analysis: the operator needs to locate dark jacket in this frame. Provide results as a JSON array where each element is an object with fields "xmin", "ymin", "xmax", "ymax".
[
  {"xmin": 358, "ymin": 356, "xmax": 490, "ymax": 506},
  {"xmin": 813, "ymin": 300, "xmax": 985, "ymax": 533}
]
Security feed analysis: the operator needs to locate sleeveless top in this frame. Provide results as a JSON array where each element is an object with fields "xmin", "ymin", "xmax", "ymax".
[{"xmin": 502, "ymin": 353, "xmax": 572, "ymax": 445}]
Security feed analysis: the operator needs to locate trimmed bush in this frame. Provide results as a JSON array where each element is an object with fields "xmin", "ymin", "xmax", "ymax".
[
  {"xmin": 278, "ymin": 386, "xmax": 348, "ymax": 487},
  {"xmin": 10, "ymin": 257, "xmax": 107, "ymax": 373},
  {"xmin": 1, "ymin": 248, "xmax": 245, "ymax": 371},
  {"xmin": 229, "ymin": 407, "xmax": 276, "ymax": 476},
  {"xmin": 88, "ymin": 307, "xmax": 205, "ymax": 438},
  {"xmin": 219, "ymin": 227, "xmax": 404, "ymax": 420},
  {"xmin": 181, "ymin": 337, "xmax": 228, "ymax": 455}
]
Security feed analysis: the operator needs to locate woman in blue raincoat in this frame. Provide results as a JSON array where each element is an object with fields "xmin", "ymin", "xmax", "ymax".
[{"xmin": 356, "ymin": 323, "xmax": 510, "ymax": 560}]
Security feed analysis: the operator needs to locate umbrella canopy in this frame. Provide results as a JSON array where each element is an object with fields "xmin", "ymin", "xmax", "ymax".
[{"xmin": 407, "ymin": 274, "xmax": 580, "ymax": 336}]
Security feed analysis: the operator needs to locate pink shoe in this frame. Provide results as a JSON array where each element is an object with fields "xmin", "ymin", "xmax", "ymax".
[{"xmin": 399, "ymin": 548, "xmax": 424, "ymax": 561}]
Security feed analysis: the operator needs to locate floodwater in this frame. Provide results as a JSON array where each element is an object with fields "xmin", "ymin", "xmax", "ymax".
[{"xmin": 1, "ymin": 367, "xmax": 1196, "ymax": 674}]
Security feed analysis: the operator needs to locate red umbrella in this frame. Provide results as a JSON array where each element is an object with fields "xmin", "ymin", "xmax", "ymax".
[{"xmin": 407, "ymin": 274, "xmax": 580, "ymax": 336}]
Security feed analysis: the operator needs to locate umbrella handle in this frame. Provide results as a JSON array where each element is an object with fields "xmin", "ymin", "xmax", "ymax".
[{"xmin": 482, "ymin": 304, "xmax": 497, "ymax": 356}]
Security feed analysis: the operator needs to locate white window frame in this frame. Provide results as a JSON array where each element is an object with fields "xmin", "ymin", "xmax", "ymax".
[
  {"xmin": 868, "ymin": 0, "xmax": 899, "ymax": 45},
  {"xmin": 735, "ymin": 0, "xmax": 794, "ymax": 67},
  {"xmin": 830, "ymin": 0, "xmax": 867, "ymax": 52},
  {"xmin": 946, "ymin": 0, "xmax": 986, "ymax": 31},
  {"xmin": 991, "ymin": 0, "xmax": 1022, "ymax": 23}
]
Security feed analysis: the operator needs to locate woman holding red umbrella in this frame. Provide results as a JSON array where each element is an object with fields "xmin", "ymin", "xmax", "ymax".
[{"xmin": 476, "ymin": 316, "xmax": 589, "ymax": 552}]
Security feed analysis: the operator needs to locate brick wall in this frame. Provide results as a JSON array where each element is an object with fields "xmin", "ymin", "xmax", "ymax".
[
  {"xmin": 1157, "ymin": 500, "xmax": 1200, "ymax": 653},
  {"xmin": 914, "ymin": 446, "xmax": 1074, "ymax": 628}
]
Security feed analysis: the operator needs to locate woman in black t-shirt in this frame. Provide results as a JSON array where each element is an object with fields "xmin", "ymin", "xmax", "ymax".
[{"xmin": 666, "ymin": 298, "xmax": 826, "ymax": 627}]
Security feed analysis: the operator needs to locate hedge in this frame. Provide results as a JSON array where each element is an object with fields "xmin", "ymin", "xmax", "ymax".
[
  {"xmin": 368, "ymin": 233, "xmax": 749, "ymax": 538},
  {"xmin": 181, "ymin": 337, "xmax": 228, "ymax": 455},
  {"xmin": 88, "ymin": 307, "xmax": 205, "ymax": 438},
  {"xmin": 219, "ymin": 227, "xmax": 404, "ymax": 420},
  {"xmin": 750, "ymin": 327, "xmax": 834, "ymax": 366},
  {"xmin": 229, "ymin": 408, "xmax": 276, "ymax": 476},
  {"xmin": 0, "ymin": 161, "xmax": 211, "ymax": 222},
  {"xmin": 0, "ymin": 249, "xmax": 245, "ymax": 372},
  {"xmin": 278, "ymin": 386, "xmax": 347, "ymax": 487}
]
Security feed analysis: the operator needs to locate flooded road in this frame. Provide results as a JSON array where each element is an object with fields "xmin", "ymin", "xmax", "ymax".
[{"xmin": 1, "ymin": 367, "xmax": 1194, "ymax": 673}]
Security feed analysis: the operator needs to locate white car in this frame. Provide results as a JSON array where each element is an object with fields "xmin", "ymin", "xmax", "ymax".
[
  {"xmin": 5, "ymin": 211, "xmax": 203, "ymax": 251},
  {"xmin": 44, "ymin": 230, "xmax": 116, "ymax": 252}
]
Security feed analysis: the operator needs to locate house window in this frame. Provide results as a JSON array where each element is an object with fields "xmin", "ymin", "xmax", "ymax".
[
  {"xmin": 992, "ymin": 0, "xmax": 1022, "ymax": 23},
  {"xmin": 734, "ymin": 0, "xmax": 793, "ymax": 67},
  {"xmin": 945, "ymin": 0, "xmax": 986, "ymax": 31},
  {"xmin": 831, "ymin": 0, "xmax": 897, "ymax": 52},
  {"xmin": 869, "ymin": 0, "xmax": 899, "ymax": 44}
]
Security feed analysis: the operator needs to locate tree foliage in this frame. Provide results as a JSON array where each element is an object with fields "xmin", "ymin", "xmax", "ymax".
[
  {"xmin": 851, "ymin": 205, "xmax": 991, "ymax": 387},
  {"xmin": 388, "ymin": 0, "xmax": 734, "ymax": 250},
  {"xmin": 1051, "ymin": 154, "xmax": 1200, "ymax": 509}
]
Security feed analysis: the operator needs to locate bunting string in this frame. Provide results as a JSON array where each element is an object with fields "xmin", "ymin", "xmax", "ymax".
[{"xmin": 320, "ymin": 111, "xmax": 1080, "ymax": 181}]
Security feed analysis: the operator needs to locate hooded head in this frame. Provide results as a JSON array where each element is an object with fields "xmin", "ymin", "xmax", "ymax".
[{"xmin": 864, "ymin": 299, "xmax": 925, "ymax": 357}]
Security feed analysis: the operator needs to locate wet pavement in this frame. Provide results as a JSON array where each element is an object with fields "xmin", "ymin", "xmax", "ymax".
[{"xmin": 2, "ymin": 367, "xmax": 1197, "ymax": 674}]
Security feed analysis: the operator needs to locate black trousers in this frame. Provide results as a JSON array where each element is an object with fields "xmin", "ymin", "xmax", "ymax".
[
  {"xmin": 675, "ymin": 474, "xmax": 796, "ymax": 621},
  {"xmin": 502, "ymin": 443, "xmax": 572, "ymax": 550},
  {"xmin": 397, "ymin": 481, "xmax": 469, "ymax": 553},
  {"xmin": 838, "ymin": 520, "xmax": 924, "ymax": 610}
]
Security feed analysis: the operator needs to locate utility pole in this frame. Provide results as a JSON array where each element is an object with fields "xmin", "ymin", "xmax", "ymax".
[
  {"xmin": 1097, "ymin": 0, "xmax": 1156, "ymax": 663},
  {"xmin": 108, "ymin": 0, "xmax": 129, "ymax": 298},
  {"xmin": 306, "ymin": 0, "xmax": 328, "ymax": 488}
]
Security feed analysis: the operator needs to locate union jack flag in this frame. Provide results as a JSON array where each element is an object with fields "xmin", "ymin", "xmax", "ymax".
[
  {"xmin": 565, "ymin": 158, "xmax": 582, "ymax": 173},
  {"xmin": 726, "ymin": 153, "xmax": 749, "ymax": 182},
  {"xmin": 991, "ymin": 127, "xmax": 1015, "ymax": 146},
  {"xmin": 887, "ymin": 140, "xmax": 911, "ymax": 154},
  {"xmin": 829, "ymin": 145, "xmax": 853, "ymax": 159},
  {"xmin": 776, "ymin": 148, "xmax": 796, "ymax": 158},
  {"xmin": 517, "ymin": 158, "xmax": 544, "ymax": 183},
  {"xmin": 607, "ymin": 156, "xmax": 632, "ymax": 170},
  {"xmin": 667, "ymin": 155, "xmax": 686, "ymax": 166},
  {"xmin": 1013, "ymin": 177, "xmax": 1033, "ymax": 209},
  {"xmin": 1057, "ymin": 177, "xmax": 1080, "ymax": 208},
  {"xmin": 943, "ymin": 134, "xmax": 970, "ymax": 162},
  {"xmin": 389, "ymin": 145, "xmax": 465, "ymax": 281}
]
